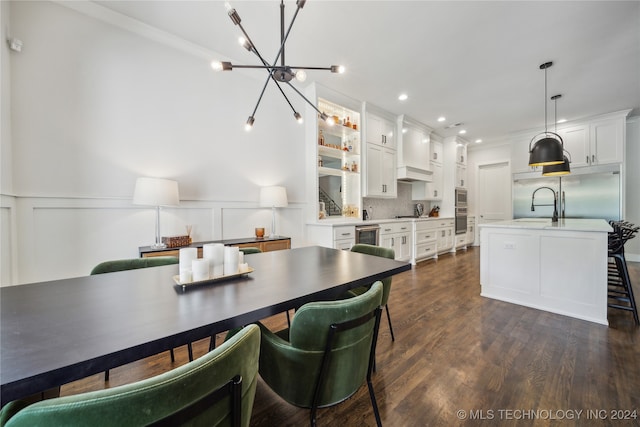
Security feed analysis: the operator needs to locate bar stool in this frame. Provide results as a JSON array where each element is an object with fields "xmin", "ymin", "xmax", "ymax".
[{"xmin": 607, "ymin": 221, "xmax": 639, "ymax": 325}]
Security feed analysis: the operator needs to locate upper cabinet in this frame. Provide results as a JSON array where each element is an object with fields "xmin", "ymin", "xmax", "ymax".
[
  {"xmin": 431, "ymin": 140, "xmax": 443, "ymax": 164},
  {"xmin": 366, "ymin": 111, "xmax": 396, "ymax": 149},
  {"xmin": 589, "ymin": 116, "xmax": 625, "ymax": 165},
  {"xmin": 557, "ymin": 124, "xmax": 589, "ymax": 168},
  {"xmin": 511, "ymin": 110, "xmax": 630, "ymax": 176},
  {"xmin": 397, "ymin": 115, "xmax": 433, "ymax": 182},
  {"xmin": 363, "ymin": 103, "xmax": 398, "ymax": 198},
  {"xmin": 412, "ymin": 139, "xmax": 443, "ymax": 200},
  {"xmin": 456, "ymin": 142, "xmax": 467, "ymax": 166}
]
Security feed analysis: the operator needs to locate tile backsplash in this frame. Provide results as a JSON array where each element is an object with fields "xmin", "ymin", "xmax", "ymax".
[{"xmin": 363, "ymin": 182, "xmax": 429, "ymax": 220}]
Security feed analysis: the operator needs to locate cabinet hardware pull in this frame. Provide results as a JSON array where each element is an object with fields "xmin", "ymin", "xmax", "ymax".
[
  {"xmin": 391, "ymin": 237, "xmax": 395, "ymax": 246},
  {"xmin": 592, "ymin": 154, "xmax": 595, "ymax": 163},
  {"xmin": 586, "ymin": 155, "xmax": 589, "ymax": 164},
  {"xmin": 341, "ymin": 233, "xmax": 351, "ymax": 236}
]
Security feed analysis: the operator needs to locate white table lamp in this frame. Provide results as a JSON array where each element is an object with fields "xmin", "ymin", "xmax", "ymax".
[
  {"xmin": 260, "ymin": 186, "xmax": 288, "ymax": 238},
  {"xmin": 133, "ymin": 177, "xmax": 179, "ymax": 249}
]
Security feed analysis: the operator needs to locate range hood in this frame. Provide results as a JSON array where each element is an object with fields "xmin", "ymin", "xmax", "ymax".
[{"xmin": 397, "ymin": 166, "xmax": 433, "ymax": 182}]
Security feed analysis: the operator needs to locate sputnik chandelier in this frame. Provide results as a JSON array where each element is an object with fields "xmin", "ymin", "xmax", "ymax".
[{"xmin": 211, "ymin": 0, "xmax": 345, "ymax": 131}]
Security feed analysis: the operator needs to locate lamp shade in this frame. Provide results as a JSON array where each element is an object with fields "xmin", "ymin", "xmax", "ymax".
[
  {"xmin": 133, "ymin": 177, "xmax": 179, "ymax": 207},
  {"xmin": 542, "ymin": 155, "xmax": 571, "ymax": 176},
  {"xmin": 528, "ymin": 134, "xmax": 564, "ymax": 167},
  {"xmin": 259, "ymin": 186, "xmax": 288, "ymax": 208}
]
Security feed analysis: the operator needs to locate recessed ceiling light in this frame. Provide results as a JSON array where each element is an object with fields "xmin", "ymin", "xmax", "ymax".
[
  {"xmin": 402, "ymin": 128, "xmax": 408, "ymax": 134},
  {"xmin": 398, "ymin": 93, "xmax": 408, "ymax": 101},
  {"xmin": 475, "ymin": 139, "xmax": 482, "ymax": 144},
  {"xmin": 437, "ymin": 116, "xmax": 446, "ymax": 122},
  {"xmin": 458, "ymin": 129, "xmax": 467, "ymax": 135}
]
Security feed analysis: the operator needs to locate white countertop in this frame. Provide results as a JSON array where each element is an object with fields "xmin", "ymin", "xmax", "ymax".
[
  {"xmin": 307, "ymin": 216, "xmax": 459, "ymax": 227},
  {"xmin": 479, "ymin": 218, "xmax": 612, "ymax": 233}
]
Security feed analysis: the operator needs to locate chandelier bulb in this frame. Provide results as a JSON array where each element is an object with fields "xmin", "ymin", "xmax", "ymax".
[
  {"xmin": 238, "ymin": 37, "xmax": 252, "ymax": 52},
  {"xmin": 210, "ymin": 60, "xmax": 223, "ymax": 71},
  {"xmin": 245, "ymin": 116, "xmax": 255, "ymax": 131},
  {"xmin": 330, "ymin": 65, "xmax": 345, "ymax": 74},
  {"xmin": 294, "ymin": 112, "xmax": 303, "ymax": 123},
  {"xmin": 224, "ymin": 2, "xmax": 232, "ymax": 12},
  {"xmin": 295, "ymin": 69, "xmax": 307, "ymax": 82}
]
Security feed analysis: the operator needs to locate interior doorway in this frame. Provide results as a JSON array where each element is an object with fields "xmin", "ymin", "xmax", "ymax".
[{"xmin": 477, "ymin": 161, "xmax": 511, "ymax": 233}]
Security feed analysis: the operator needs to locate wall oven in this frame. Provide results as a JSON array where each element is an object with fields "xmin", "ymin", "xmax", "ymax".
[
  {"xmin": 455, "ymin": 188, "xmax": 468, "ymax": 207},
  {"xmin": 355, "ymin": 224, "xmax": 380, "ymax": 246},
  {"xmin": 455, "ymin": 207, "xmax": 467, "ymax": 235}
]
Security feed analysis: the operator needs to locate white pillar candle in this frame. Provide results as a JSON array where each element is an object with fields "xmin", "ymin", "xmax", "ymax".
[
  {"xmin": 191, "ymin": 258, "xmax": 210, "ymax": 282},
  {"xmin": 179, "ymin": 247, "xmax": 198, "ymax": 274},
  {"xmin": 239, "ymin": 263, "xmax": 249, "ymax": 273},
  {"xmin": 223, "ymin": 246, "xmax": 240, "ymax": 275},
  {"xmin": 238, "ymin": 251, "xmax": 244, "ymax": 265},
  {"xmin": 203, "ymin": 243, "xmax": 225, "ymax": 277},
  {"xmin": 179, "ymin": 269, "xmax": 192, "ymax": 284}
]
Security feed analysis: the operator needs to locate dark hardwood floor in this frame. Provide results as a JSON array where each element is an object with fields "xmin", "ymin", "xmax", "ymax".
[{"xmin": 61, "ymin": 247, "xmax": 640, "ymax": 426}]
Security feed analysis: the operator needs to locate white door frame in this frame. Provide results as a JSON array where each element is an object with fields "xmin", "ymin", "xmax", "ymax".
[{"xmin": 473, "ymin": 159, "xmax": 512, "ymax": 243}]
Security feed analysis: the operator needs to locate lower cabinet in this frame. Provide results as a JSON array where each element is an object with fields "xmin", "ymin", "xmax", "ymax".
[
  {"xmin": 306, "ymin": 224, "xmax": 355, "ymax": 250},
  {"xmin": 333, "ymin": 225, "xmax": 356, "ymax": 250},
  {"xmin": 436, "ymin": 219, "xmax": 455, "ymax": 253},
  {"xmin": 380, "ymin": 222, "xmax": 412, "ymax": 262},
  {"xmin": 412, "ymin": 218, "xmax": 456, "ymax": 264},
  {"xmin": 414, "ymin": 221, "xmax": 438, "ymax": 263},
  {"xmin": 466, "ymin": 217, "xmax": 476, "ymax": 246}
]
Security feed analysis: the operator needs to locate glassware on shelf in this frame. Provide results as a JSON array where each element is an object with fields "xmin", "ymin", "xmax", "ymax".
[{"xmin": 318, "ymin": 129, "xmax": 325, "ymax": 146}]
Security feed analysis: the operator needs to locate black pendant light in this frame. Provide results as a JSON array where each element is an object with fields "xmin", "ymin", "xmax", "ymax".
[
  {"xmin": 542, "ymin": 94, "xmax": 571, "ymax": 176},
  {"xmin": 528, "ymin": 62, "xmax": 565, "ymax": 167}
]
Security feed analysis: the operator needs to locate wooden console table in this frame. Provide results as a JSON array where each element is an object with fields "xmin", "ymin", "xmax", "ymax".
[{"xmin": 139, "ymin": 236, "xmax": 291, "ymax": 258}]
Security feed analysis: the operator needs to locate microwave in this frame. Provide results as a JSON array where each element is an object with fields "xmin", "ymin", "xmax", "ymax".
[{"xmin": 455, "ymin": 188, "xmax": 467, "ymax": 207}]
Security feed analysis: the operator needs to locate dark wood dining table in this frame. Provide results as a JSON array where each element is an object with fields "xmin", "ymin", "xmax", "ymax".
[{"xmin": 1, "ymin": 245, "xmax": 410, "ymax": 405}]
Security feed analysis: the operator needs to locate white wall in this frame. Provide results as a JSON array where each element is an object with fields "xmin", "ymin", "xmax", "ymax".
[{"xmin": 1, "ymin": 1, "xmax": 308, "ymax": 285}]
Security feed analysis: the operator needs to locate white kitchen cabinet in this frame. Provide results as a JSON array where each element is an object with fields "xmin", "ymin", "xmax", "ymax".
[
  {"xmin": 557, "ymin": 124, "xmax": 589, "ymax": 168},
  {"xmin": 589, "ymin": 117, "xmax": 624, "ymax": 165},
  {"xmin": 455, "ymin": 165, "xmax": 467, "ymax": 188},
  {"xmin": 412, "ymin": 162, "xmax": 442, "ymax": 200},
  {"xmin": 365, "ymin": 144, "xmax": 397, "ymax": 198},
  {"xmin": 466, "ymin": 216, "xmax": 476, "ymax": 245},
  {"xmin": 431, "ymin": 140, "xmax": 443, "ymax": 164},
  {"xmin": 511, "ymin": 132, "xmax": 541, "ymax": 174},
  {"xmin": 333, "ymin": 225, "xmax": 356, "ymax": 250},
  {"xmin": 511, "ymin": 110, "xmax": 629, "ymax": 175},
  {"xmin": 366, "ymin": 112, "xmax": 396, "ymax": 149},
  {"xmin": 413, "ymin": 220, "xmax": 438, "ymax": 263},
  {"xmin": 455, "ymin": 233, "xmax": 467, "ymax": 249},
  {"xmin": 306, "ymin": 224, "xmax": 355, "ymax": 250},
  {"xmin": 380, "ymin": 222, "xmax": 412, "ymax": 262},
  {"xmin": 555, "ymin": 118, "xmax": 623, "ymax": 168},
  {"xmin": 436, "ymin": 219, "xmax": 455, "ymax": 253},
  {"xmin": 456, "ymin": 142, "xmax": 467, "ymax": 165}
]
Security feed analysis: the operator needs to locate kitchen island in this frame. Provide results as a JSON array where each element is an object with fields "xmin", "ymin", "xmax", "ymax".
[{"xmin": 479, "ymin": 218, "xmax": 612, "ymax": 325}]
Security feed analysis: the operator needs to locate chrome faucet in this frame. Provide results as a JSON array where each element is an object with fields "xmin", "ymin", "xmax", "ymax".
[{"xmin": 531, "ymin": 186, "xmax": 558, "ymax": 222}]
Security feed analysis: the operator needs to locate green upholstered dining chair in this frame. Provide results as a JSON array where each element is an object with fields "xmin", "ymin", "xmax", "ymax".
[
  {"xmin": 90, "ymin": 256, "xmax": 183, "ymax": 380},
  {"xmin": 238, "ymin": 247, "xmax": 261, "ymax": 255},
  {"xmin": 89, "ymin": 256, "xmax": 179, "ymax": 274},
  {"xmin": 349, "ymin": 244, "xmax": 396, "ymax": 341},
  {"xmin": 0, "ymin": 324, "xmax": 261, "ymax": 427},
  {"xmin": 257, "ymin": 281, "xmax": 384, "ymax": 427}
]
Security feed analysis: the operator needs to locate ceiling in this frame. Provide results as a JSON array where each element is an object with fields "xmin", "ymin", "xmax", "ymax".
[{"xmin": 93, "ymin": 0, "xmax": 640, "ymax": 145}]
